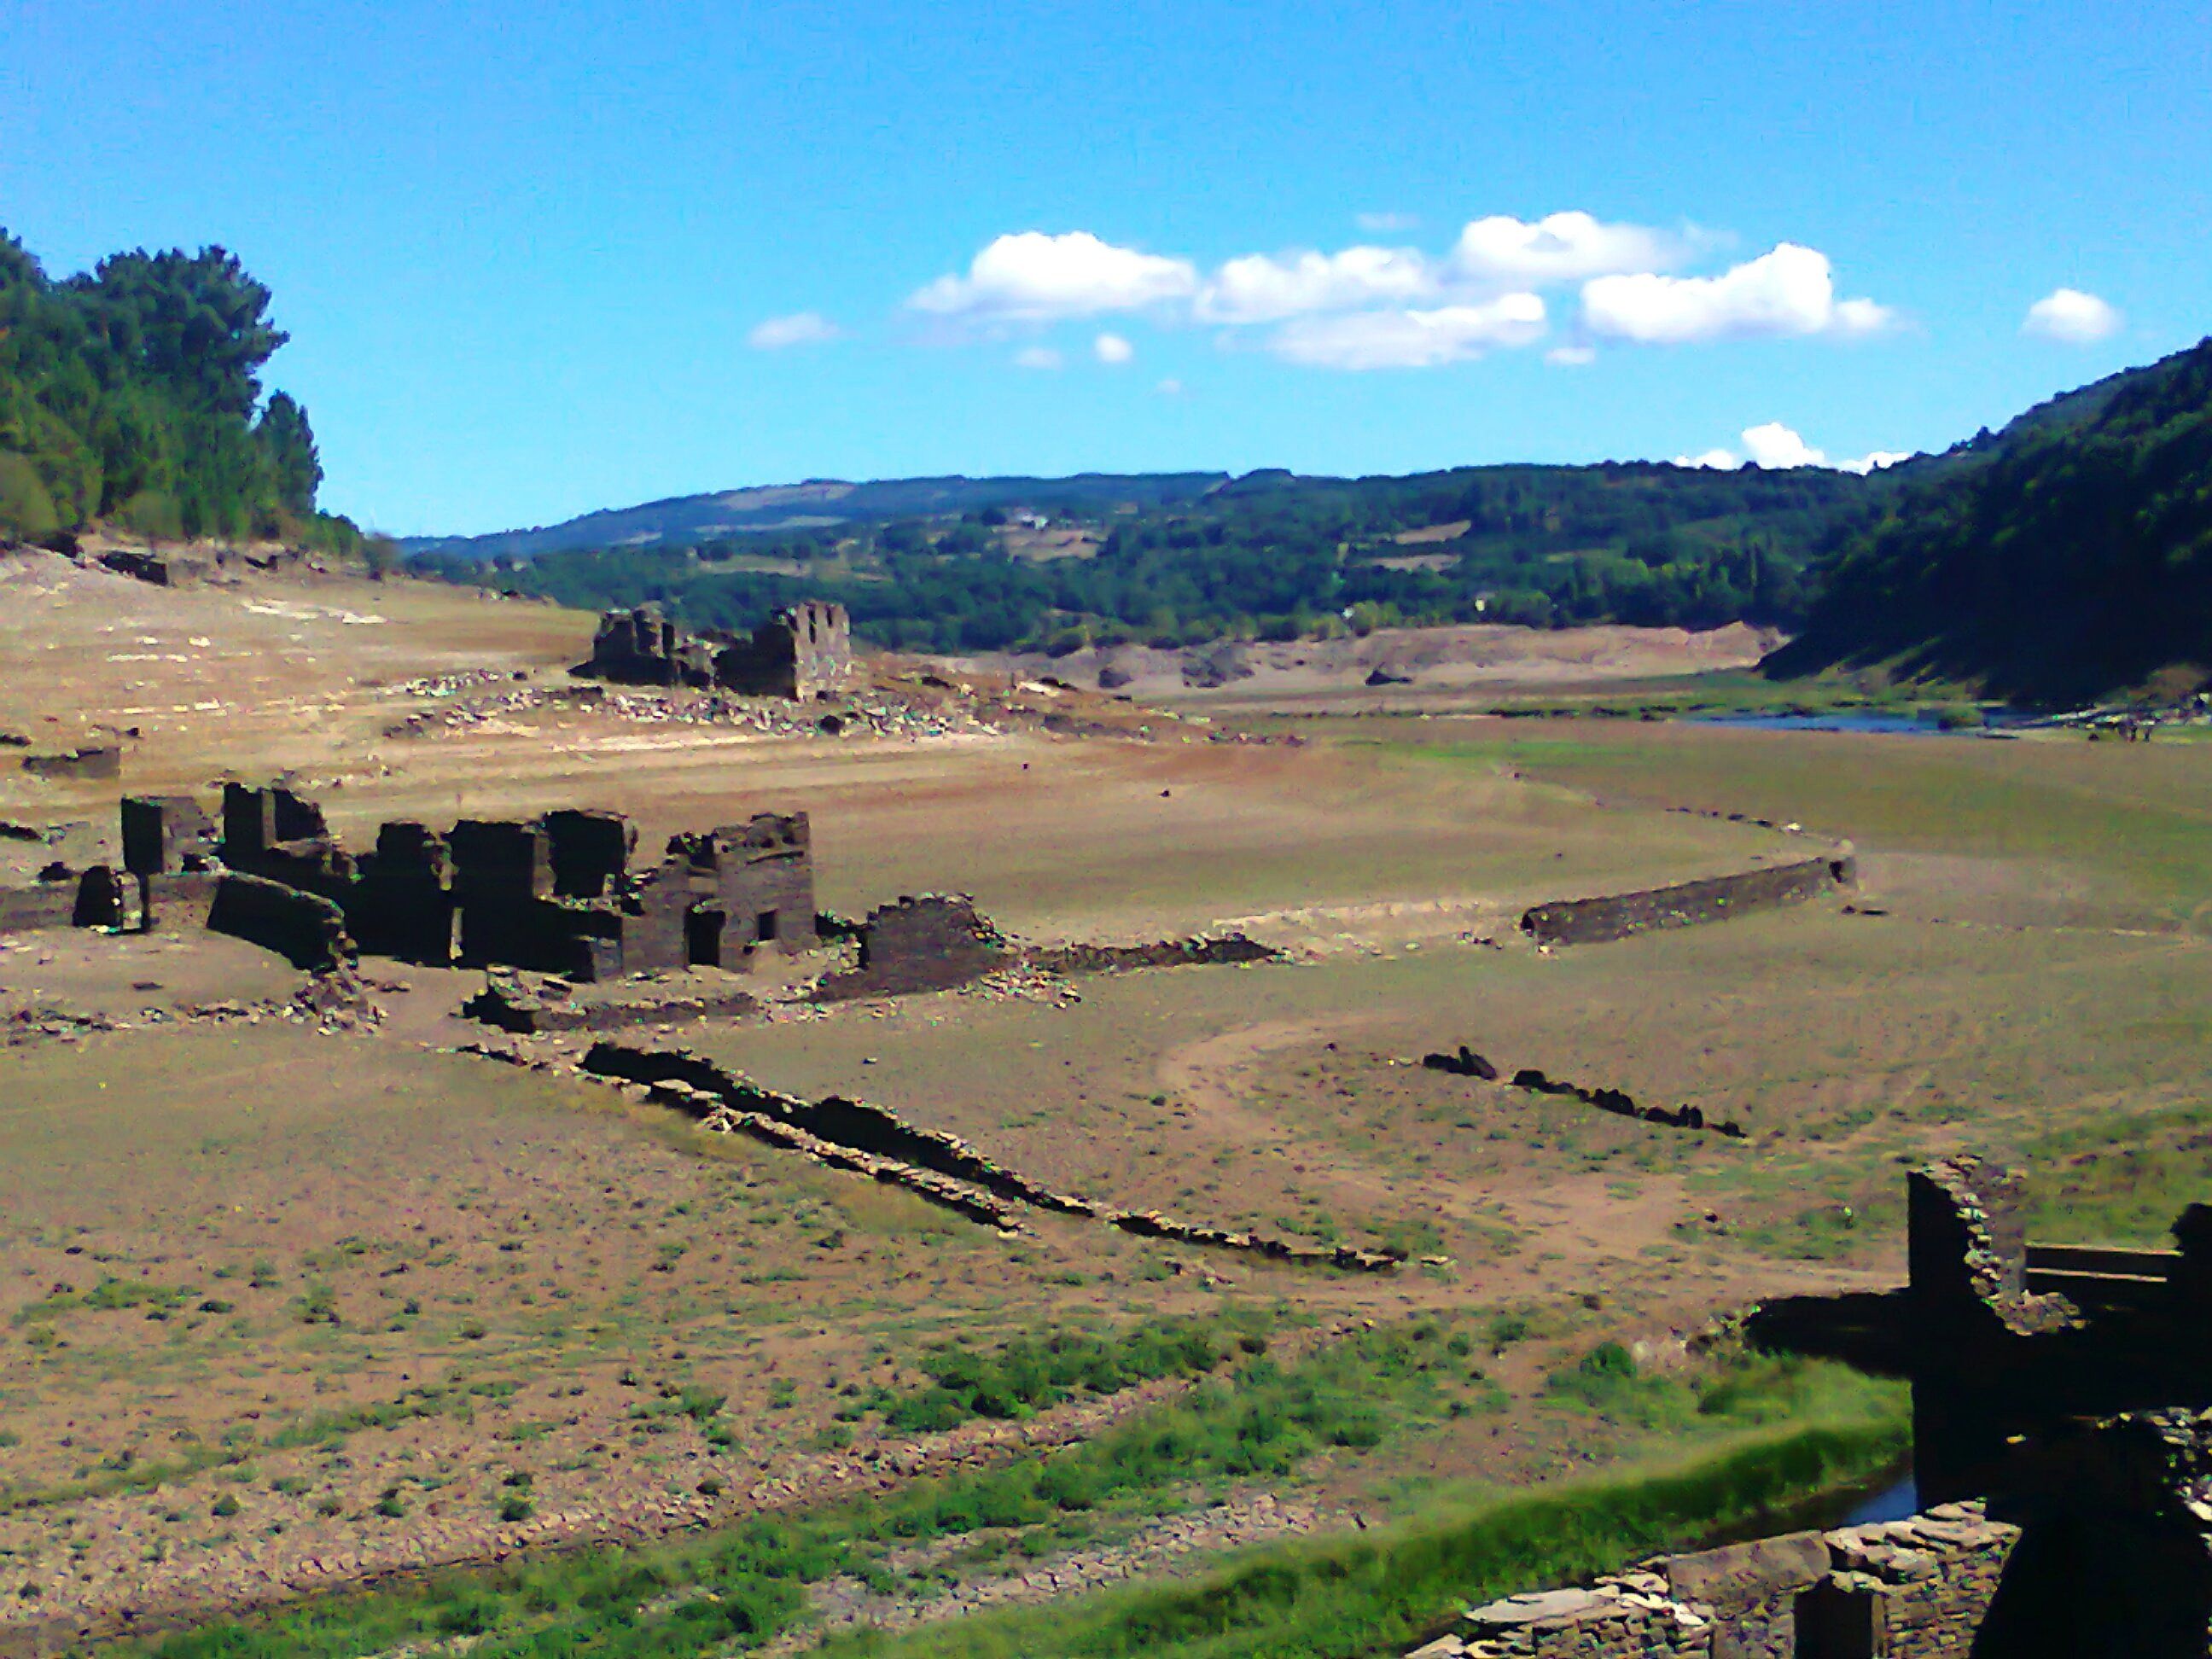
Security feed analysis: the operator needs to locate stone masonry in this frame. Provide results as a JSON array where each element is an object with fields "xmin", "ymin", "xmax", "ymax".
[
  {"xmin": 1423, "ymin": 1505, "xmax": 2017, "ymax": 1659},
  {"xmin": 580, "ymin": 600, "xmax": 853, "ymax": 700}
]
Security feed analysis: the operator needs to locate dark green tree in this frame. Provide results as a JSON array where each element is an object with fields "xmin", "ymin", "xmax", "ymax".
[{"xmin": 255, "ymin": 391, "xmax": 322, "ymax": 513}]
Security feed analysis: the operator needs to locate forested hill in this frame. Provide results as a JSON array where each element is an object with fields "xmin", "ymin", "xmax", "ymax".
[
  {"xmin": 1770, "ymin": 337, "xmax": 2212, "ymax": 701},
  {"xmin": 0, "ymin": 227, "xmax": 355, "ymax": 548},
  {"xmin": 427, "ymin": 462, "xmax": 1880, "ymax": 654},
  {"xmin": 399, "ymin": 474, "xmax": 1231, "ymax": 561}
]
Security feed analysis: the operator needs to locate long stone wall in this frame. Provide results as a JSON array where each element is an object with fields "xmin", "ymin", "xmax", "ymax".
[
  {"xmin": 575, "ymin": 1040, "xmax": 1398, "ymax": 1270},
  {"xmin": 1519, "ymin": 855, "xmax": 1854, "ymax": 947}
]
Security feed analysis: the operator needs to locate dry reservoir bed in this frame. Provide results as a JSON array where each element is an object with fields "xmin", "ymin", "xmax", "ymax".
[{"xmin": 2, "ymin": 563, "xmax": 2209, "ymax": 1651}]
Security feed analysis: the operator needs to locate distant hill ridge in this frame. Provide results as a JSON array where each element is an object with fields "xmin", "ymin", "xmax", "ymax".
[{"xmin": 399, "ymin": 474, "xmax": 1233, "ymax": 560}]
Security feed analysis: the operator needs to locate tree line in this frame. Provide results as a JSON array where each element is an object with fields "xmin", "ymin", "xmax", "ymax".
[
  {"xmin": 439, "ymin": 460, "xmax": 1887, "ymax": 655},
  {"xmin": 0, "ymin": 225, "xmax": 357, "ymax": 550}
]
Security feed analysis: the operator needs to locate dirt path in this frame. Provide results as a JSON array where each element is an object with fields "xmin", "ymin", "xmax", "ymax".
[{"xmin": 1155, "ymin": 1018, "xmax": 1697, "ymax": 1271}]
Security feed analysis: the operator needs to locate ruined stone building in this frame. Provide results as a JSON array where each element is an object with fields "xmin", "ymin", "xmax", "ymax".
[
  {"xmin": 1422, "ymin": 1160, "xmax": 2212, "ymax": 1659},
  {"xmin": 580, "ymin": 600, "xmax": 853, "ymax": 700},
  {"xmin": 0, "ymin": 783, "xmax": 824, "ymax": 982}
]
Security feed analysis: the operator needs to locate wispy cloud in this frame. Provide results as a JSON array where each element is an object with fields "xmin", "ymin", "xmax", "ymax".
[
  {"xmin": 1267, "ymin": 296, "xmax": 1547, "ymax": 370},
  {"xmin": 746, "ymin": 311, "xmax": 842, "ymax": 349}
]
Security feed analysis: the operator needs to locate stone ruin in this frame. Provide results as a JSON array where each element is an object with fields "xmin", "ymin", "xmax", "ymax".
[
  {"xmin": 812, "ymin": 894, "xmax": 1009, "ymax": 998},
  {"xmin": 1520, "ymin": 856, "xmax": 1854, "ymax": 947},
  {"xmin": 20, "ymin": 744, "xmax": 122, "ymax": 782},
  {"xmin": 0, "ymin": 783, "xmax": 823, "ymax": 983},
  {"xmin": 580, "ymin": 600, "xmax": 853, "ymax": 700},
  {"xmin": 1410, "ymin": 1159, "xmax": 2212, "ymax": 1658},
  {"xmin": 207, "ymin": 783, "xmax": 819, "ymax": 980}
]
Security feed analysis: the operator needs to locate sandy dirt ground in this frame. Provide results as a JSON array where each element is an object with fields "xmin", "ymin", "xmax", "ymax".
[
  {"xmin": 3, "ymin": 552, "xmax": 2206, "ymax": 1648},
  {"xmin": 971, "ymin": 620, "xmax": 1781, "ymax": 712}
]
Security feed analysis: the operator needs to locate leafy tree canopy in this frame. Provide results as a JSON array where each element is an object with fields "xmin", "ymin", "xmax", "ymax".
[{"xmin": 0, "ymin": 225, "xmax": 351, "ymax": 547}]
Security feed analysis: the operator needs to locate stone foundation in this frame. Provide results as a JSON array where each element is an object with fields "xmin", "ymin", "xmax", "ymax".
[{"xmin": 1418, "ymin": 1504, "xmax": 2017, "ymax": 1659}]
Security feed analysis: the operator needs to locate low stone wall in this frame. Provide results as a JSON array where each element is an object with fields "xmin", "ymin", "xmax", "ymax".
[
  {"xmin": 1508, "ymin": 1067, "xmax": 1745, "ymax": 1138},
  {"xmin": 462, "ymin": 973, "xmax": 760, "ymax": 1034},
  {"xmin": 19, "ymin": 745, "xmax": 121, "ymax": 782},
  {"xmin": 1519, "ymin": 856, "xmax": 1854, "ymax": 947},
  {"xmin": 813, "ymin": 894, "xmax": 1010, "ymax": 998},
  {"xmin": 1024, "ymin": 933, "xmax": 1281, "ymax": 976},
  {"xmin": 577, "ymin": 1041, "xmax": 1399, "ymax": 1270},
  {"xmin": 579, "ymin": 1042, "xmax": 1097, "ymax": 1215},
  {"xmin": 205, "ymin": 874, "xmax": 356, "ymax": 971},
  {"xmin": 1418, "ymin": 1503, "xmax": 2016, "ymax": 1659}
]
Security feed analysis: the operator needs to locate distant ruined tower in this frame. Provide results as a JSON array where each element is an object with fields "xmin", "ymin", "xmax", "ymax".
[{"xmin": 582, "ymin": 600, "xmax": 853, "ymax": 700}]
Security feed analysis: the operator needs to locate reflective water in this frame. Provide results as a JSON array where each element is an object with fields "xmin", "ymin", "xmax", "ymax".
[{"xmin": 1690, "ymin": 711, "xmax": 2017, "ymax": 735}]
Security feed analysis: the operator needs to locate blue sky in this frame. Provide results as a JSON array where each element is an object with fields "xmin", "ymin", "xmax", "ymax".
[{"xmin": 3, "ymin": 0, "xmax": 2206, "ymax": 536}]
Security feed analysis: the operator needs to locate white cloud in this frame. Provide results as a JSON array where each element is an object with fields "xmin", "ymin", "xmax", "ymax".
[
  {"xmin": 1013, "ymin": 346, "xmax": 1063, "ymax": 370},
  {"xmin": 1674, "ymin": 447, "xmax": 1743, "ymax": 470},
  {"xmin": 1739, "ymin": 421, "xmax": 1826, "ymax": 469},
  {"xmin": 1355, "ymin": 211, "xmax": 1420, "ymax": 232},
  {"xmin": 1196, "ymin": 244, "xmax": 1433, "ymax": 324},
  {"xmin": 2023, "ymin": 287, "xmax": 2122, "ymax": 343},
  {"xmin": 1155, "ymin": 377, "xmax": 1184, "ymax": 396},
  {"xmin": 747, "ymin": 311, "xmax": 842, "ymax": 349},
  {"xmin": 1545, "ymin": 343, "xmax": 1596, "ymax": 367},
  {"xmin": 1676, "ymin": 423, "xmax": 1912, "ymax": 473},
  {"xmin": 1267, "ymin": 294, "xmax": 1547, "ymax": 370},
  {"xmin": 1093, "ymin": 332, "xmax": 1134, "ymax": 364},
  {"xmin": 1450, "ymin": 211, "xmax": 1691, "ymax": 287},
  {"xmin": 1582, "ymin": 243, "xmax": 1893, "ymax": 344},
  {"xmin": 909, "ymin": 231, "xmax": 1198, "ymax": 321}
]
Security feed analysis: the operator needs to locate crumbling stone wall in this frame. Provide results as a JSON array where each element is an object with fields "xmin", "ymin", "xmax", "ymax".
[
  {"xmin": 712, "ymin": 600, "xmax": 853, "ymax": 699},
  {"xmin": 813, "ymin": 894, "xmax": 1010, "ymax": 998},
  {"xmin": 205, "ymin": 873, "xmax": 355, "ymax": 971},
  {"xmin": 1519, "ymin": 856, "xmax": 1854, "ymax": 946},
  {"xmin": 99, "ymin": 550, "xmax": 209, "ymax": 587},
  {"xmin": 205, "ymin": 787, "xmax": 820, "ymax": 981},
  {"xmin": 1422, "ymin": 1504, "xmax": 2017, "ymax": 1659},
  {"xmin": 20, "ymin": 744, "xmax": 121, "ymax": 781},
  {"xmin": 578, "ymin": 1040, "xmax": 1400, "ymax": 1270},
  {"xmin": 581, "ymin": 600, "xmax": 853, "ymax": 700},
  {"xmin": 463, "ymin": 973, "xmax": 759, "ymax": 1034},
  {"xmin": 352, "ymin": 822, "xmax": 457, "ymax": 963},
  {"xmin": 120, "ymin": 795, "xmax": 216, "ymax": 876},
  {"xmin": 1024, "ymin": 933, "xmax": 1279, "ymax": 975}
]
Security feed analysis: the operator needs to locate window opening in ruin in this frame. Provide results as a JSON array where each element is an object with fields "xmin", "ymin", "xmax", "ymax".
[
  {"xmin": 685, "ymin": 905, "xmax": 724, "ymax": 968},
  {"xmin": 756, "ymin": 908, "xmax": 779, "ymax": 943}
]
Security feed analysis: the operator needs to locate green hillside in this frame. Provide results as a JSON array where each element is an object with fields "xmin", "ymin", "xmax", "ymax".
[
  {"xmin": 430, "ymin": 462, "xmax": 1878, "ymax": 655},
  {"xmin": 1771, "ymin": 338, "xmax": 2212, "ymax": 701},
  {"xmin": 0, "ymin": 226, "xmax": 354, "ymax": 549}
]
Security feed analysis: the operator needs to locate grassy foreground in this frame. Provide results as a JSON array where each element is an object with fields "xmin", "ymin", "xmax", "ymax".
[
  {"xmin": 118, "ymin": 1324, "xmax": 1903, "ymax": 1659},
  {"xmin": 812, "ymin": 1407, "xmax": 1905, "ymax": 1659}
]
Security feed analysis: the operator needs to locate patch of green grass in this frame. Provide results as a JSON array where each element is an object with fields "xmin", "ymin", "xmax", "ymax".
[
  {"xmin": 10, "ymin": 1277, "xmax": 196, "ymax": 1325},
  {"xmin": 870, "ymin": 1311, "xmax": 1276, "ymax": 1435},
  {"xmin": 2026, "ymin": 1100, "xmax": 2212, "ymax": 1245},
  {"xmin": 807, "ymin": 1378, "xmax": 1905, "ymax": 1659},
  {"xmin": 121, "ymin": 1319, "xmax": 1481, "ymax": 1659}
]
